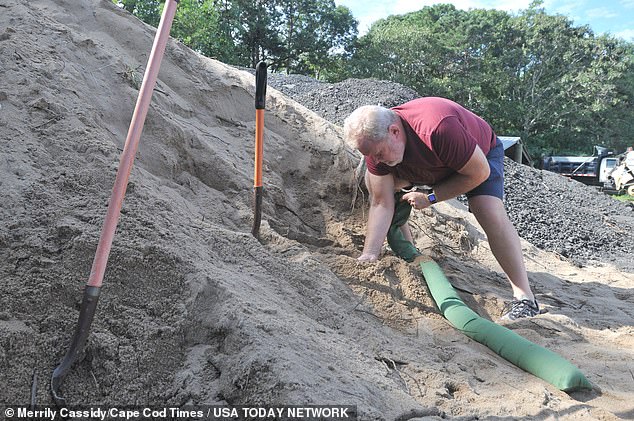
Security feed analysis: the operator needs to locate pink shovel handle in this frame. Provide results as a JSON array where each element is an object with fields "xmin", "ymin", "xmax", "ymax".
[{"xmin": 86, "ymin": 0, "xmax": 178, "ymax": 287}]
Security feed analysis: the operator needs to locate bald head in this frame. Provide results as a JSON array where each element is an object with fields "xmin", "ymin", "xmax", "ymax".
[{"xmin": 343, "ymin": 105, "xmax": 399, "ymax": 150}]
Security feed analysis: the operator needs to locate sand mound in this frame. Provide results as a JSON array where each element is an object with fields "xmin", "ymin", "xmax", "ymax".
[{"xmin": 1, "ymin": 1, "xmax": 633, "ymax": 419}]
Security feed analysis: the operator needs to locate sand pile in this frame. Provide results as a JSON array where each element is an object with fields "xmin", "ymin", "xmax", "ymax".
[{"xmin": 1, "ymin": 1, "xmax": 633, "ymax": 419}]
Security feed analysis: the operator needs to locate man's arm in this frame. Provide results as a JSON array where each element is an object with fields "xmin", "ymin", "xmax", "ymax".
[
  {"xmin": 359, "ymin": 169, "xmax": 396, "ymax": 261},
  {"xmin": 402, "ymin": 145, "xmax": 490, "ymax": 209}
]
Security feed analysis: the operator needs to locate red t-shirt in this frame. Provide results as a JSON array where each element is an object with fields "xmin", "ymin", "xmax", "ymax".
[{"xmin": 366, "ymin": 97, "xmax": 496, "ymax": 185}]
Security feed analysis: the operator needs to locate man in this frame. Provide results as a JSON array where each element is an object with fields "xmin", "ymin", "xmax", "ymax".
[
  {"xmin": 625, "ymin": 146, "xmax": 634, "ymax": 167},
  {"xmin": 343, "ymin": 97, "xmax": 539, "ymax": 320}
]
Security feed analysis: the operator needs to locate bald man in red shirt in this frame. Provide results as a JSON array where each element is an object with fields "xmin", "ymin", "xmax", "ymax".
[{"xmin": 344, "ymin": 97, "xmax": 539, "ymax": 320}]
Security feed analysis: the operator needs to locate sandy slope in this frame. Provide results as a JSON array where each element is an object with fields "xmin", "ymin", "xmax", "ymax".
[{"xmin": 1, "ymin": 1, "xmax": 633, "ymax": 419}]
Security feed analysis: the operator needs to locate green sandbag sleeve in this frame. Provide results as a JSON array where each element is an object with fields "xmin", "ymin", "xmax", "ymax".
[
  {"xmin": 420, "ymin": 260, "xmax": 592, "ymax": 392},
  {"xmin": 386, "ymin": 191, "xmax": 421, "ymax": 262}
]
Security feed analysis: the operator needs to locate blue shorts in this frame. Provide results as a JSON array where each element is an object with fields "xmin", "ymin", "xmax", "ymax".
[{"xmin": 465, "ymin": 138, "xmax": 504, "ymax": 200}]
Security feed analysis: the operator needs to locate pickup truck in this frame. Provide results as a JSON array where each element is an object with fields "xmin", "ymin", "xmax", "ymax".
[{"xmin": 542, "ymin": 146, "xmax": 619, "ymax": 186}]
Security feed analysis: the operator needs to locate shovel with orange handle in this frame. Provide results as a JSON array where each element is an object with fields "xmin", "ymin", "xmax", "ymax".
[
  {"xmin": 50, "ymin": 0, "xmax": 179, "ymax": 406},
  {"xmin": 251, "ymin": 61, "xmax": 267, "ymax": 238}
]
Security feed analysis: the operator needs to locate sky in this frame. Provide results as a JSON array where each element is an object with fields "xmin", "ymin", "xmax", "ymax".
[{"xmin": 334, "ymin": 0, "xmax": 634, "ymax": 41}]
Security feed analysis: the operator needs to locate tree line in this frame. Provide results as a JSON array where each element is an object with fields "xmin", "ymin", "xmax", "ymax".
[
  {"xmin": 114, "ymin": 0, "xmax": 358, "ymax": 77},
  {"xmin": 114, "ymin": 0, "xmax": 634, "ymax": 157}
]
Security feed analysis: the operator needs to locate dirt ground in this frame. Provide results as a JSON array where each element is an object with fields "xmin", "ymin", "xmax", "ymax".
[{"xmin": 1, "ymin": 1, "xmax": 633, "ymax": 420}]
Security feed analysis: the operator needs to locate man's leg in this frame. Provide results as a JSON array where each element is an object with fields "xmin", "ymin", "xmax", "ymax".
[{"xmin": 468, "ymin": 194, "xmax": 534, "ymax": 301}]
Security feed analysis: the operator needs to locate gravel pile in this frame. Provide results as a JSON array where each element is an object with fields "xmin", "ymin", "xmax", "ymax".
[
  {"xmin": 267, "ymin": 72, "xmax": 634, "ymax": 270},
  {"xmin": 266, "ymin": 74, "xmax": 419, "ymax": 125},
  {"xmin": 504, "ymin": 159, "xmax": 634, "ymax": 268}
]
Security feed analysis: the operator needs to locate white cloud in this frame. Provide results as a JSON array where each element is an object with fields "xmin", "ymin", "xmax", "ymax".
[
  {"xmin": 459, "ymin": 0, "xmax": 536, "ymax": 12},
  {"xmin": 621, "ymin": 0, "xmax": 634, "ymax": 9},
  {"xmin": 616, "ymin": 28, "xmax": 634, "ymax": 40},
  {"xmin": 393, "ymin": 0, "xmax": 429, "ymax": 14},
  {"xmin": 542, "ymin": 0, "xmax": 585, "ymax": 20},
  {"xmin": 585, "ymin": 7, "xmax": 619, "ymax": 19}
]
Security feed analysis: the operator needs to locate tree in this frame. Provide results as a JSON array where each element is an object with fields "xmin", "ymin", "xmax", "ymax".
[
  {"xmin": 276, "ymin": 1, "xmax": 357, "ymax": 77},
  {"xmin": 230, "ymin": 0, "xmax": 282, "ymax": 67},
  {"xmin": 580, "ymin": 40, "xmax": 634, "ymax": 153},
  {"xmin": 113, "ymin": 0, "xmax": 162, "ymax": 27},
  {"xmin": 509, "ymin": 2, "xmax": 631, "ymax": 154},
  {"xmin": 348, "ymin": 5, "xmax": 472, "ymax": 96},
  {"xmin": 170, "ymin": 0, "xmax": 221, "ymax": 58},
  {"xmin": 112, "ymin": 0, "xmax": 357, "ymax": 75}
]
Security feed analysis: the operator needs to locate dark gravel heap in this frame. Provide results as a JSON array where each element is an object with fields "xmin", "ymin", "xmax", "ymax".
[
  {"xmin": 504, "ymin": 159, "xmax": 634, "ymax": 269},
  {"xmin": 266, "ymin": 74, "xmax": 419, "ymax": 125},
  {"xmin": 266, "ymin": 71, "xmax": 634, "ymax": 271}
]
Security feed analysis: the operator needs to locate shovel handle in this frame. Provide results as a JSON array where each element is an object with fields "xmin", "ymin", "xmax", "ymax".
[
  {"xmin": 252, "ymin": 62, "xmax": 267, "ymax": 237},
  {"xmin": 254, "ymin": 109, "xmax": 264, "ymax": 188},
  {"xmin": 87, "ymin": 0, "xmax": 178, "ymax": 288},
  {"xmin": 255, "ymin": 61, "xmax": 267, "ymax": 110},
  {"xmin": 253, "ymin": 61, "xmax": 267, "ymax": 187}
]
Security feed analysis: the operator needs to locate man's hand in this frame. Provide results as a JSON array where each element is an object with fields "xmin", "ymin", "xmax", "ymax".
[
  {"xmin": 401, "ymin": 191, "xmax": 432, "ymax": 210},
  {"xmin": 358, "ymin": 252, "xmax": 379, "ymax": 262}
]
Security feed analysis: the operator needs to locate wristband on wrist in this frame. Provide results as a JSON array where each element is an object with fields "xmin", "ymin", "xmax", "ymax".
[{"xmin": 427, "ymin": 190, "xmax": 438, "ymax": 204}]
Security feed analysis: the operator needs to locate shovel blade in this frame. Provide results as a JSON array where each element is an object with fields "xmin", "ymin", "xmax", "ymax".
[
  {"xmin": 252, "ymin": 186, "xmax": 263, "ymax": 238},
  {"xmin": 50, "ymin": 286, "xmax": 101, "ymax": 407}
]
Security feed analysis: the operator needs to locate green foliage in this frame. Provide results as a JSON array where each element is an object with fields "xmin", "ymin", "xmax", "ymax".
[
  {"xmin": 614, "ymin": 194, "xmax": 634, "ymax": 202},
  {"xmin": 507, "ymin": 4, "xmax": 628, "ymax": 155},
  {"xmin": 113, "ymin": 0, "xmax": 162, "ymax": 26},
  {"xmin": 276, "ymin": 2, "xmax": 358, "ymax": 77},
  {"xmin": 170, "ymin": 0, "xmax": 221, "ymax": 57},
  {"xmin": 112, "ymin": 0, "xmax": 357, "ymax": 72}
]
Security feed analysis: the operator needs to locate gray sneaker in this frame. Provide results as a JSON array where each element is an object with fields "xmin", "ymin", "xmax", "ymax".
[{"xmin": 501, "ymin": 298, "xmax": 539, "ymax": 320}]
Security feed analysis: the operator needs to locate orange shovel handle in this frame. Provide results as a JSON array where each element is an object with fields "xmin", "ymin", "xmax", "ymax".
[
  {"xmin": 254, "ymin": 109, "xmax": 264, "ymax": 187},
  {"xmin": 252, "ymin": 61, "xmax": 267, "ymax": 237}
]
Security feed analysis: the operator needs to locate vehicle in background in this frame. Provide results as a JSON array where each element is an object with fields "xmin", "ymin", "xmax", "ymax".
[
  {"xmin": 606, "ymin": 149, "xmax": 634, "ymax": 196},
  {"xmin": 542, "ymin": 146, "xmax": 619, "ymax": 187},
  {"xmin": 542, "ymin": 146, "xmax": 634, "ymax": 196}
]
